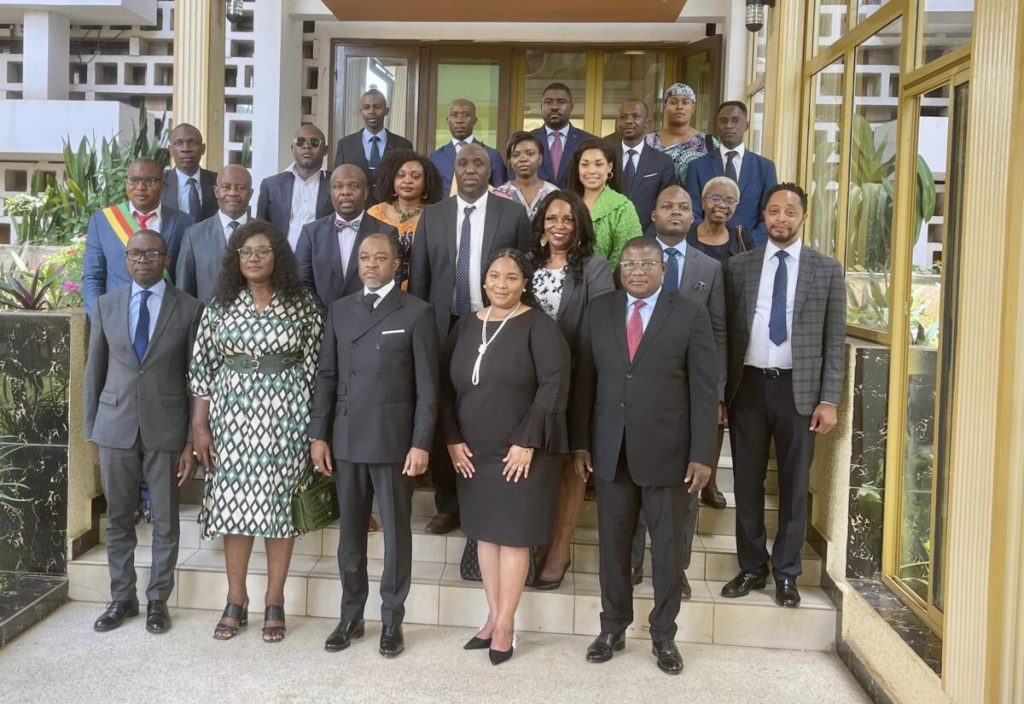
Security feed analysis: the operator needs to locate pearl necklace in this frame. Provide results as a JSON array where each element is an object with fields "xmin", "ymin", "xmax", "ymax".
[{"xmin": 472, "ymin": 303, "xmax": 522, "ymax": 386}]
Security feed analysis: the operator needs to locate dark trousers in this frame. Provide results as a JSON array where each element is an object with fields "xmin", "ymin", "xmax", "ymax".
[
  {"xmin": 335, "ymin": 460, "xmax": 413, "ymax": 626},
  {"xmin": 99, "ymin": 433, "xmax": 180, "ymax": 602},
  {"xmin": 596, "ymin": 446, "xmax": 687, "ymax": 642},
  {"xmin": 630, "ymin": 491, "xmax": 699, "ymax": 573},
  {"xmin": 728, "ymin": 366, "xmax": 815, "ymax": 580}
]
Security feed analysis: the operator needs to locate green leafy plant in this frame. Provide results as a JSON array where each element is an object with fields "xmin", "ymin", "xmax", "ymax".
[{"xmin": 0, "ymin": 252, "xmax": 63, "ymax": 311}]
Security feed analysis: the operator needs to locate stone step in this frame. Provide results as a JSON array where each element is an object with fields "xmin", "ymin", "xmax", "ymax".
[{"xmin": 68, "ymin": 545, "xmax": 835, "ymax": 651}]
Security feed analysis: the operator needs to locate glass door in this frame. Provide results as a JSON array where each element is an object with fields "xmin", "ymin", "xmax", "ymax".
[{"xmin": 677, "ymin": 36, "xmax": 723, "ymax": 135}]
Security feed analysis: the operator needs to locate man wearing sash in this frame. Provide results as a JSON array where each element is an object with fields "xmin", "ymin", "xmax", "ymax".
[{"xmin": 83, "ymin": 158, "xmax": 194, "ymax": 316}]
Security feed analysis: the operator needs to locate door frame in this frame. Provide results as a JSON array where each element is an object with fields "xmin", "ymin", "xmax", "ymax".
[{"xmin": 676, "ymin": 35, "xmax": 724, "ymax": 134}]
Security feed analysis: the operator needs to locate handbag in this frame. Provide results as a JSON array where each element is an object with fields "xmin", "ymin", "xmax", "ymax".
[
  {"xmin": 291, "ymin": 474, "xmax": 340, "ymax": 534},
  {"xmin": 460, "ymin": 538, "xmax": 542, "ymax": 587}
]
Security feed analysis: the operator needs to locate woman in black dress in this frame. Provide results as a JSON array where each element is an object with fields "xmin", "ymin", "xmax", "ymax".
[
  {"xmin": 686, "ymin": 175, "xmax": 756, "ymax": 277},
  {"xmin": 442, "ymin": 249, "xmax": 570, "ymax": 665}
]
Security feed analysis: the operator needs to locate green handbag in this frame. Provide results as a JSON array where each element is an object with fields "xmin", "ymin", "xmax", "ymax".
[{"xmin": 291, "ymin": 473, "xmax": 340, "ymax": 534}]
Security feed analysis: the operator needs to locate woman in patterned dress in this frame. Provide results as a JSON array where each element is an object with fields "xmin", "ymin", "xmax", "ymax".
[
  {"xmin": 366, "ymin": 150, "xmax": 444, "ymax": 289},
  {"xmin": 645, "ymin": 82, "xmax": 715, "ymax": 187},
  {"xmin": 525, "ymin": 191, "xmax": 614, "ymax": 589},
  {"xmin": 492, "ymin": 131, "xmax": 559, "ymax": 220},
  {"xmin": 190, "ymin": 220, "xmax": 323, "ymax": 643}
]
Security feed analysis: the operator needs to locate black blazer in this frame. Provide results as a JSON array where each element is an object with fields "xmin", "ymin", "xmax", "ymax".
[
  {"xmin": 618, "ymin": 146, "xmax": 676, "ymax": 231},
  {"xmin": 295, "ymin": 211, "xmax": 399, "ymax": 309},
  {"xmin": 308, "ymin": 287, "xmax": 439, "ymax": 464},
  {"xmin": 570, "ymin": 290, "xmax": 719, "ymax": 486},
  {"xmin": 334, "ymin": 129, "xmax": 414, "ymax": 182},
  {"xmin": 162, "ymin": 168, "xmax": 218, "ymax": 222},
  {"xmin": 531, "ymin": 125, "xmax": 596, "ymax": 187},
  {"xmin": 408, "ymin": 195, "xmax": 533, "ymax": 342},
  {"xmin": 552, "ymin": 255, "xmax": 615, "ymax": 355},
  {"xmin": 255, "ymin": 171, "xmax": 333, "ymax": 236}
]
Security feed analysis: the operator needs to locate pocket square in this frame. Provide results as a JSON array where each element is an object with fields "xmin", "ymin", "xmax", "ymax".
[
  {"xmin": 381, "ymin": 329, "xmax": 405, "ymax": 335},
  {"xmin": 692, "ymin": 281, "xmax": 708, "ymax": 291},
  {"xmin": 642, "ymin": 172, "xmax": 658, "ymax": 179}
]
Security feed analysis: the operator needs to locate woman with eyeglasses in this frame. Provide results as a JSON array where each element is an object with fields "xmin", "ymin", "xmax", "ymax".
[
  {"xmin": 687, "ymin": 176, "xmax": 756, "ymax": 277},
  {"xmin": 190, "ymin": 219, "xmax": 323, "ymax": 644},
  {"xmin": 646, "ymin": 83, "xmax": 714, "ymax": 187},
  {"xmin": 493, "ymin": 131, "xmax": 559, "ymax": 220}
]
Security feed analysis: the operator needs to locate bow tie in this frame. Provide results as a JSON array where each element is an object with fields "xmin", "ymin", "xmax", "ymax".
[{"xmin": 335, "ymin": 218, "xmax": 361, "ymax": 231}]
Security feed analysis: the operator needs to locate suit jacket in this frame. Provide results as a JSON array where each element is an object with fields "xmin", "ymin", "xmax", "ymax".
[
  {"xmin": 531, "ymin": 125, "xmax": 596, "ymax": 188},
  {"xmin": 162, "ymin": 168, "xmax": 218, "ymax": 222},
  {"xmin": 678, "ymin": 246, "xmax": 727, "ymax": 400},
  {"xmin": 84, "ymin": 284, "xmax": 204, "ymax": 451},
  {"xmin": 307, "ymin": 287, "xmax": 439, "ymax": 464},
  {"xmin": 295, "ymin": 212, "xmax": 399, "ymax": 309},
  {"xmin": 553, "ymin": 255, "xmax": 615, "ymax": 356},
  {"xmin": 618, "ymin": 146, "xmax": 676, "ymax": 230},
  {"xmin": 408, "ymin": 195, "xmax": 533, "ymax": 342},
  {"xmin": 570, "ymin": 290, "xmax": 719, "ymax": 486},
  {"xmin": 334, "ymin": 129, "xmax": 414, "ymax": 181},
  {"xmin": 175, "ymin": 215, "xmax": 234, "ymax": 303},
  {"xmin": 724, "ymin": 244, "xmax": 846, "ymax": 415},
  {"xmin": 82, "ymin": 204, "xmax": 194, "ymax": 317},
  {"xmin": 685, "ymin": 150, "xmax": 778, "ymax": 245},
  {"xmin": 428, "ymin": 141, "xmax": 507, "ymax": 195},
  {"xmin": 255, "ymin": 171, "xmax": 333, "ymax": 236}
]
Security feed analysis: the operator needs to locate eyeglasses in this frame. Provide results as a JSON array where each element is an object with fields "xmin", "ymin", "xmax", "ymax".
[
  {"xmin": 238, "ymin": 246, "xmax": 274, "ymax": 260},
  {"xmin": 619, "ymin": 260, "xmax": 662, "ymax": 271},
  {"xmin": 126, "ymin": 176, "xmax": 160, "ymax": 187},
  {"xmin": 704, "ymin": 194, "xmax": 739, "ymax": 207},
  {"xmin": 125, "ymin": 249, "xmax": 166, "ymax": 262},
  {"xmin": 292, "ymin": 136, "xmax": 324, "ymax": 148}
]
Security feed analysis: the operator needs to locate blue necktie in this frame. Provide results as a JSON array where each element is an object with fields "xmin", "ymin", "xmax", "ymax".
[
  {"xmin": 369, "ymin": 136, "xmax": 381, "ymax": 170},
  {"xmin": 769, "ymin": 250, "xmax": 788, "ymax": 345},
  {"xmin": 664, "ymin": 247, "xmax": 680, "ymax": 293},
  {"xmin": 454, "ymin": 205, "xmax": 475, "ymax": 317},
  {"xmin": 623, "ymin": 149, "xmax": 637, "ymax": 195},
  {"xmin": 133, "ymin": 290, "xmax": 152, "ymax": 362}
]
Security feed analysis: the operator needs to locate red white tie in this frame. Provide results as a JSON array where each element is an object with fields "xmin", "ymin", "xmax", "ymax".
[
  {"xmin": 627, "ymin": 300, "xmax": 646, "ymax": 362},
  {"xmin": 135, "ymin": 211, "xmax": 154, "ymax": 229}
]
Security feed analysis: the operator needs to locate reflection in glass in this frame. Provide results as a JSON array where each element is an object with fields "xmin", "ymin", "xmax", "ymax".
[
  {"xmin": 922, "ymin": 0, "xmax": 974, "ymax": 65},
  {"xmin": 750, "ymin": 89, "xmax": 765, "ymax": 155},
  {"xmin": 338, "ymin": 54, "xmax": 410, "ymax": 140},
  {"xmin": 679, "ymin": 50, "xmax": 715, "ymax": 134},
  {"xmin": 522, "ymin": 52, "xmax": 586, "ymax": 132},
  {"xmin": 807, "ymin": 60, "xmax": 844, "ymax": 258},
  {"xmin": 856, "ymin": 0, "xmax": 890, "ymax": 23},
  {"xmin": 600, "ymin": 52, "xmax": 665, "ymax": 138},
  {"xmin": 817, "ymin": 0, "xmax": 849, "ymax": 50},
  {"xmin": 750, "ymin": 10, "xmax": 769, "ymax": 85},
  {"xmin": 434, "ymin": 61, "xmax": 501, "ymax": 152}
]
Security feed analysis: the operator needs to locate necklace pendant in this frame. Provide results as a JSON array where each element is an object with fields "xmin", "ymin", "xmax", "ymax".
[{"xmin": 478, "ymin": 343, "xmax": 487, "ymax": 355}]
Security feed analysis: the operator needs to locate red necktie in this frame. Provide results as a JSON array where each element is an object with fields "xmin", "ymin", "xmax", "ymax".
[
  {"xmin": 135, "ymin": 211, "xmax": 154, "ymax": 229},
  {"xmin": 627, "ymin": 300, "xmax": 646, "ymax": 362}
]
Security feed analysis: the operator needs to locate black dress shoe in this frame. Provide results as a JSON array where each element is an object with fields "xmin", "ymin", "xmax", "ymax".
[
  {"xmin": 700, "ymin": 487, "xmax": 728, "ymax": 509},
  {"xmin": 324, "ymin": 619, "xmax": 365, "ymax": 651},
  {"xmin": 94, "ymin": 600, "xmax": 139, "ymax": 632},
  {"xmin": 680, "ymin": 572, "xmax": 692, "ymax": 601},
  {"xmin": 586, "ymin": 631, "xmax": 625, "ymax": 663},
  {"xmin": 775, "ymin": 578, "xmax": 801, "ymax": 608},
  {"xmin": 463, "ymin": 635, "xmax": 492, "ymax": 650},
  {"xmin": 652, "ymin": 640, "xmax": 684, "ymax": 675},
  {"xmin": 424, "ymin": 512, "xmax": 460, "ymax": 535},
  {"xmin": 720, "ymin": 570, "xmax": 768, "ymax": 598},
  {"xmin": 379, "ymin": 625, "xmax": 404, "ymax": 657},
  {"xmin": 631, "ymin": 568, "xmax": 643, "ymax": 586},
  {"xmin": 146, "ymin": 600, "xmax": 171, "ymax": 634}
]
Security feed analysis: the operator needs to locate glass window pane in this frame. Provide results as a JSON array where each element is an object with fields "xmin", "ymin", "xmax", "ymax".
[
  {"xmin": 523, "ymin": 52, "xmax": 586, "ymax": 132},
  {"xmin": 335, "ymin": 53, "xmax": 410, "ymax": 141},
  {"xmin": 845, "ymin": 19, "xmax": 902, "ymax": 333},
  {"xmin": 807, "ymin": 59, "xmax": 845, "ymax": 258},
  {"xmin": 435, "ymin": 61, "xmax": 501, "ymax": 152},
  {"xmin": 679, "ymin": 50, "xmax": 716, "ymax": 134},
  {"xmin": 600, "ymin": 52, "xmax": 665, "ymax": 139},
  {"xmin": 857, "ymin": 0, "xmax": 890, "ymax": 23},
  {"xmin": 817, "ymin": 0, "xmax": 849, "ymax": 51},
  {"xmin": 750, "ymin": 88, "xmax": 765, "ymax": 154},
  {"xmin": 750, "ymin": 11, "xmax": 769, "ymax": 85},
  {"xmin": 921, "ymin": 0, "xmax": 974, "ymax": 65}
]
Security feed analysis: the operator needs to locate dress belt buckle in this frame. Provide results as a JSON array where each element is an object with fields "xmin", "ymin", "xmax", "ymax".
[
  {"xmin": 762, "ymin": 367, "xmax": 782, "ymax": 379},
  {"xmin": 242, "ymin": 356, "xmax": 260, "ymax": 372}
]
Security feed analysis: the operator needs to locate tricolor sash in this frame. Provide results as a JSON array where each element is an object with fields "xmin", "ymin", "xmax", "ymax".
[{"xmin": 101, "ymin": 202, "xmax": 146, "ymax": 247}]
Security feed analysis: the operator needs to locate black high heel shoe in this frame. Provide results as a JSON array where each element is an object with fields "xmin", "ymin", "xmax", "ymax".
[
  {"xmin": 464, "ymin": 635, "xmax": 492, "ymax": 650},
  {"xmin": 213, "ymin": 600, "xmax": 248, "ymax": 640},
  {"xmin": 532, "ymin": 560, "xmax": 571, "ymax": 591},
  {"xmin": 489, "ymin": 646, "xmax": 514, "ymax": 665}
]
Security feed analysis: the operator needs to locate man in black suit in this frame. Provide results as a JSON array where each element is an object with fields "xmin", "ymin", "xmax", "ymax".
[
  {"xmin": 255, "ymin": 124, "xmax": 333, "ymax": 249},
  {"xmin": 161, "ymin": 124, "xmax": 218, "ymax": 222},
  {"xmin": 310, "ymin": 233, "xmax": 439, "ymax": 659},
  {"xmin": 333, "ymin": 89, "xmax": 414, "ymax": 185},
  {"xmin": 571, "ymin": 236, "xmax": 718, "ymax": 676},
  {"xmin": 531, "ymin": 82, "xmax": 595, "ymax": 188},
  {"xmin": 616, "ymin": 100, "xmax": 676, "ymax": 232},
  {"xmin": 409, "ymin": 142, "xmax": 532, "ymax": 534},
  {"xmin": 295, "ymin": 164, "xmax": 398, "ymax": 309}
]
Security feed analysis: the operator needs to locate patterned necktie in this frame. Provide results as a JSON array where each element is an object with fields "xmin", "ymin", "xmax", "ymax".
[
  {"xmin": 133, "ymin": 290, "xmax": 152, "ymax": 362},
  {"xmin": 725, "ymin": 151, "xmax": 738, "ymax": 183},
  {"xmin": 550, "ymin": 132, "xmax": 564, "ymax": 179},
  {"xmin": 769, "ymin": 250, "xmax": 789, "ymax": 345},
  {"xmin": 623, "ymin": 149, "xmax": 637, "ymax": 194},
  {"xmin": 336, "ymin": 218, "xmax": 360, "ymax": 276},
  {"xmin": 626, "ymin": 299, "xmax": 646, "ymax": 362},
  {"xmin": 364, "ymin": 292, "xmax": 379, "ymax": 312},
  {"xmin": 369, "ymin": 136, "xmax": 381, "ymax": 170},
  {"xmin": 134, "ymin": 211, "xmax": 154, "ymax": 229},
  {"xmin": 187, "ymin": 177, "xmax": 201, "ymax": 219},
  {"xmin": 663, "ymin": 248, "xmax": 680, "ymax": 293},
  {"xmin": 454, "ymin": 205, "xmax": 475, "ymax": 317}
]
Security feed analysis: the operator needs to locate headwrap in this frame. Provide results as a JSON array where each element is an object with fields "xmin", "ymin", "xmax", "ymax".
[{"xmin": 665, "ymin": 83, "xmax": 697, "ymax": 102}]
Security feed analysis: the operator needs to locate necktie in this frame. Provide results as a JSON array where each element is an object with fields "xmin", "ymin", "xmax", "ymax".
[
  {"xmin": 187, "ymin": 177, "xmax": 201, "ymax": 219},
  {"xmin": 623, "ymin": 149, "xmax": 637, "ymax": 194},
  {"xmin": 454, "ymin": 205, "xmax": 475, "ymax": 317},
  {"xmin": 134, "ymin": 211, "xmax": 154, "ymax": 229},
  {"xmin": 369, "ymin": 136, "xmax": 381, "ymax": 170},
  {"xmin": 456, "ymin": 140, "xmax": 467, "ymax": 150},
  {"xmin": 769, "ymin": 250, "xmax": 788, "ymax": 346},
  {"xmin": 133, "ymin": 290, "xmax": 152, "ymax": 362},
  {"xmin": 725, "ymin": 151, "xmax": 738, "ymax": 183},
  {"xmin": 664, "ymin": 247, "xmax": 680, "ymax": 293},
  {"xmin": 364, "ymin": 292, "xmax": 380, "ymax": 312},
  {"xmin": 550, "ymin": 132, "xmax": 564, "ymax": 180},
  {"xmin": 626, "ymin": 300, "xmax": 646, "ymax": 362}
]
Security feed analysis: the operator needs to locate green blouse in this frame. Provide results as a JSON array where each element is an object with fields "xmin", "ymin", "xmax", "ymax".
[{"xmin": 590, "ymin": 187, "xmax": 643, "ymax": 269}]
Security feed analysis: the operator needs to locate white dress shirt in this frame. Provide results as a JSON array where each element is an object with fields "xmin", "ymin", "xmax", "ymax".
[
  {"xmin": 455, "ymin": 191, "xmax": 489, "ymax": 313},
  {"xmin": 625, "ymin": 286, "xmax": 661, "ymax": 332},
  {"xmin": 452, "ymin": 135, "xmax": 477, "ymax": 150},
  {"xmin": 655, "ymin": 237, "xmax": 687, "ymax": 291},
  {"xmin": 335, "ymin": 210, "xmax": 364, "ymax": 277},
  {"xmin": 175, "ymin": 167, "xmax": 202, "ymax": 213},
  {"xmin": 218, "ymin": 210, "xmax": 248, "ymax": 242},
  {"xmin": 621, "ymin": 139, "xmax": 645, "ymax": 173},
  {"xmin": 745, "ymin": 238, "xmax": 801, "ymax": 369},
  {"xmin": 132, "ymin": 207, "xmax": 162, "ymax": 233},
  {"xmin": 363, "ymin": 278, "xmax": 396, "ymax": 309},
  {"xmin": 720, "ymin": 142, "xmax": 746, "ymax": 181},
  {"xmin": 128, "ymin": 279, "xmax": 166, "ymax": 342},
  {"xmin": 287, "ymin": 163, "xmax": 324, "ymax": 250}
]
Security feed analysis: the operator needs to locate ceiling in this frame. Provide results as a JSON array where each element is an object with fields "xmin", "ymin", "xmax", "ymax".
[{"xmin": 319, "ymin": 0, "xmax": 688, "ymax": 23}]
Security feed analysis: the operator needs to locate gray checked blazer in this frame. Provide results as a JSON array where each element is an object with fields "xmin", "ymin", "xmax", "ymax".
[{"xmin": 724, "ymin": 244, "xmax": 845, "ymax": 415}]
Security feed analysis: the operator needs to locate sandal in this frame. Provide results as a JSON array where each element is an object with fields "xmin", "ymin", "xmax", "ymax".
[
  {"xmin": 262, "ymin": 605, "xmax": 286, "ymax": 643},
  {"xmin": 213, "ymin": 600, "xmax": 248, "ymax": 640}
]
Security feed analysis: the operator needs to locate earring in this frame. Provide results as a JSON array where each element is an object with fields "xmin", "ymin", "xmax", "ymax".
[
  {"xmin": 606, "ymin": 172, "xmax": 612, "ymax": 180},
  {"xmin": 540, "ymin": 236, "xmax": 548, "ymax": 247}
]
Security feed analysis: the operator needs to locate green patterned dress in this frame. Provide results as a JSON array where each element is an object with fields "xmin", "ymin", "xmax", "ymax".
[{"xmin": 190, "ymin": 290, "xmax": 324, "ymax": 538}]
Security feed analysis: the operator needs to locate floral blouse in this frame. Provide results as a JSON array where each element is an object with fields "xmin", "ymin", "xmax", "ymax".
[{"xmin": 645, "ymin": 131, "xmax": 717, "ymax": 187}]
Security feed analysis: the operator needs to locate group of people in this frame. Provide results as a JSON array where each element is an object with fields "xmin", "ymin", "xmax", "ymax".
[{"xmin": 81, "ymin": 80, "xmax": 843, "ymax": 677}]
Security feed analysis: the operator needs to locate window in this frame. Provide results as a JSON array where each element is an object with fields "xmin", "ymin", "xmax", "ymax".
[
  {"xmin": 806, "ymin": 59, "xmax": 845, "ymax": 259},
  {"xmin": 920, "ymin": 0, "xmax": 974, "ymax": 65},
  {"xmin": 600, "ymin": 51, "xmax": 666, "ymax": 138},
  {"xmin": 521, "ymin": 51, "xmax": 586, "ymax": 132}
]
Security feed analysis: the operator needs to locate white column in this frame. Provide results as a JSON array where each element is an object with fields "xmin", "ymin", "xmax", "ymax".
[
  {"xmin": 22, "ymin": 11, "xmax": 70, "ymax": 100},
  {"xmin": 723, "ymin": 0, "xmax": 749, "ymax": 101},
  {"xmin": 251, "ymin": 0, "xmax": 303, "ymax": 188}
]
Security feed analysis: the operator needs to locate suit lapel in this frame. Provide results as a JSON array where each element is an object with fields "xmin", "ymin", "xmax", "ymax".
[
  {"xmin": 116, "ymin": 287, "xmax": 137, "ymax": 357},
  {"xmin": 145, "ymin": 287, "xmax": 178, "ymax": 363},
  {"xmin": 679, "ymin": 251, "xmax": 700, "ymax": 295},
  {"xmin": 442, "ymin": 198, "xmax": 459, "ymax": 269},
  {"xmin": 711, "ymin": 152, "xmax": 725, "ymax": 178},
  {"xmin": 481, "ymin": 197, "xmax": 500, "ymax": 261},
  {"xmin": 382, "ymin": 131, "xmax": 397, "ymax": 158},
  {"xmin": 161, "ymin": 171, "xmax": 177, "ymax": 210},
  {"xmin": 745, "ymin": 250, "xmax": 763, "ymax": 331},
  {"xmin": 793, "ymin": 248, "xmax": 817, "ymax": 319},
  {"xmin": 611, "ymin": 291, "xmax": 629, "ymax": 366},
  {"xmin": 556, "ymin": 268, "xmax": 578, "ymax": 320},
  {"xmin": 316, "ymin": 172, "xmax": 331, "ymax": 216},
  {"xmin": 344, "ymin": 217, "xmax": 374, "ymax": 285},
  {"xmin": 630, "ymin": 291, "xmax": 674, "ymax": 369},
  {"xmin": 351, "ymin": 288, "xmax": 403, "ymax": 341},
  {"xmin": 280, "ymin": 171, "xmax": 295, "ymax": 224},
  {"xmin": 737, "ymin": 152, "xmax": 754, "ymax": 198},
  {"xmin": 350, "ymin": 134, "xmax": 370, "ymax": 172},
  {"xmin": 323, "ymin": 217, "xmax": 345, "ymax": 293}
]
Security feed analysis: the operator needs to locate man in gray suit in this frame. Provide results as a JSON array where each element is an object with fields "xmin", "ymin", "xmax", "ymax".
[
  {"xmin": 720, "ymin": 183, "xmax": 844, "ymax": 608},
  {"xmin": 408, "ymin": 142, "xmax": 532, "ymax": 534},
  {"xmin": 309, "ymin": 233, "xmax": 439, "ymax": 658},
  {"xmin": 175, "ymin": 164, "xmax": 252, "ymax": 303},
  {"xmin": 84, "ymin": 230, "xmax": 203, "ymax": 634},
  {"xmin": 630, "ymin": 185, "xmax": 726, "ymax": 594}
]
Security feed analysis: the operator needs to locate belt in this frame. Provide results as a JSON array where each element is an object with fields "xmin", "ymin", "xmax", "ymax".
[
  {"xmin": 746, "ymin": 365, "xmax": 792, "ymax": 379},
  {"xmin": 223, "ymin": 352, "xmax": 302, "ymax": 374}
]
